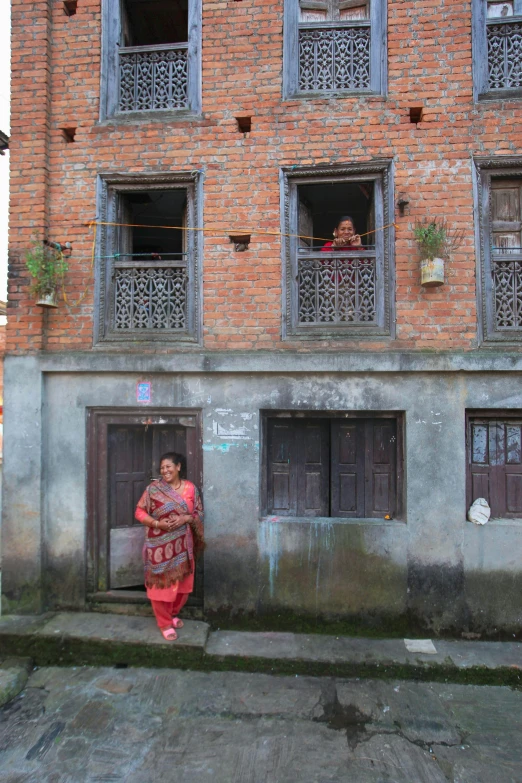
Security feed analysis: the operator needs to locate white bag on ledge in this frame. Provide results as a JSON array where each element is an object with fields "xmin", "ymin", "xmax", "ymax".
[{"xmin": 467, "ymin": 498, "xmax": 491, "ymax": 526}]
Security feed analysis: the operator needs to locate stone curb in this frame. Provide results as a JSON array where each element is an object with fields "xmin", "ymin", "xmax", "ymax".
[{"xmin": 0, "ymin": 613, "xmax": 520, "ymax": 689}]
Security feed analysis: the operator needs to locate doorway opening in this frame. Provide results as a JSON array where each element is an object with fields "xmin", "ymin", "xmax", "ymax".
[{"xmin": 87, "ymin": 409, "xmax": 203, "ymax": 607}]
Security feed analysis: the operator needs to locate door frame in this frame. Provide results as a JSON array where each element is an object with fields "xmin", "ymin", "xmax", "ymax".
[{"xmin": 86, "ymin": 407, "xmax": 203, "ymax": 600}]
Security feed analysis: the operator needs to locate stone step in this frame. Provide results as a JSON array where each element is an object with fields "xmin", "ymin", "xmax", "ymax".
[{"xmin": 0, "ymin": 612, "xmax": 521, "ymax": 687}]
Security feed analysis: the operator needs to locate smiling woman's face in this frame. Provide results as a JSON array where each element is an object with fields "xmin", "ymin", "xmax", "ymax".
[
  {"xmin": 334, "ymin": 220, "xmax": 355, "ymax": 242},
  {"xmin": 160, "ymin": 459, "xmax": 181, "ymax": 484}
]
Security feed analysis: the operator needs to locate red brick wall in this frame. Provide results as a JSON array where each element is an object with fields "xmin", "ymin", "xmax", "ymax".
[{"xmin": 6, "ymin": 0, "xmax": 522, "ymax": 353}]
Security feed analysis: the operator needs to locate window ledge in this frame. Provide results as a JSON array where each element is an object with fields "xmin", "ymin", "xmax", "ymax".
[
  {"xmin": 477, "ymin": 88, "xmax": 522, "ymax": 103},
  {"xmin": 261, "ymin": 515, "xmax": 405, "ymax": 526},
  {"xmin": 467, "ymin": 517, "xmax": 522, "ymax": 527},
  {"xmin": 284, "ymin": 90, "xmax": 385, "ymax": 103},
  {"xmin": 97, "ymin": 109, "xmax": 204, "ymax": 128}
]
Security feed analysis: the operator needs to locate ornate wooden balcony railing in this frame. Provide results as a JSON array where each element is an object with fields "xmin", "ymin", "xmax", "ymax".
[
  {"xmin": 492, "ymin": 253, "xmax": 522, "ymax": 329},
  {"xmin": 487, "ymin": 17, "xmax": 522, "ymax": 90},
  {"xmin": 297, "ymin": 251, "xmax": 377, "ymax": 325},
  {"xmin": 298, "ymin": 23, "xmax": 371, "ymax": 91},
  {"xmin": 118, "ymin": 43, "xmax": 189, "ymax": 112},
  {"xmin": 113, "ymin": 255, "xmax": 188, "ymax": 330}
]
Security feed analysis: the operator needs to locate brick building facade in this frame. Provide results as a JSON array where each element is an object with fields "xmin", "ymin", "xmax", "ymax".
[{"xmin": 3, "ymin": 0, "xmax": 522, "ymax": 635}]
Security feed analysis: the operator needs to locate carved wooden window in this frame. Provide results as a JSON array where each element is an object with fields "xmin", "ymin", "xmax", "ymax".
[
  {"xmin": 475, "ymin": 160, "xmax": 522, "ymax": 342},
  {"xmin": 264, "ymin": 415, "xmax": 403, "ymax": 520},
  {"xmin": 283, "ymin": 0, "xmax": 387, "ymax": 98},
  {"xmin": 95, "ymin": 173, "xmax": 201, "ymax": 345},
  {"xmin": 281, "ymin": 162, "xmax": 394, "ymax": 339},
  {"xmin": 101, "ymin": 0, "xmax": 201, "ymax": 118},
  {"xmin": 467, "ymin": 412, "xmax": 522, "ymax": 518},
  {"xmin": 473, "ymin": 0, "xmax": 522, "ymax": 99}
]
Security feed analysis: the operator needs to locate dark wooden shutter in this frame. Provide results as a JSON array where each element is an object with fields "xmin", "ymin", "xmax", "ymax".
[
  {"xmin": 331, "ymin": 420, "xmax": 365, "ymax": 517},
  {"xmin": 296, "ymin": 420, "xmax": 330, "ymax": 516},
  {"xmin": 267, "ymin": 420, "xmax": 298, "ymax": 515},
  {"xmin": 468, "ymin": 418, "xmax": 492, "ymax": 505},
  {"xmin": 365, "ymin": 419, "xmax": 397, "ymax": 518}
]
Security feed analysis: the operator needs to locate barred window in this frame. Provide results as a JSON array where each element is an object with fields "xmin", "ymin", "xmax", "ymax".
[
  {"xmin": 101, "ymin": 0, "xmax": 201, "ymax": 119},
  {"xmin": 283, "ymin": 0, "xmax": 387, "ymax": 98},
  {"xmin": 475, "ymin": 160, "xmax": 522, "ymax": 343},
  {"xmin": 94, "ymin": 174, "xmax": 201, "ymax": 345},
  {"xmin": 473, "ymin": 0, "xmax": 522, "ymax": 100},
  {"xmin": 281, "ymin": 162, "xmax": 394, "ymax": 339}
]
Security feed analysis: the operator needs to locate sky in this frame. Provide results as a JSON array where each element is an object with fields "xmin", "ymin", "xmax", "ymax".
[{"xmin": 0, "ymin": 1, "xmax": 9, "ymax": 302}]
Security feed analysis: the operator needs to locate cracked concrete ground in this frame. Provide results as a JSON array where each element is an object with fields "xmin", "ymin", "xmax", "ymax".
[{"xmin": 0, "ymin": 666, "xmax": 520, "ymax": 782}]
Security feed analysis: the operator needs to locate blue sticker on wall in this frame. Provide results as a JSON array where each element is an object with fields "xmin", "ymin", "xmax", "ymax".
[{"xmin": 136, "ymin": 381, "xmax": 152, "ymax": 404}]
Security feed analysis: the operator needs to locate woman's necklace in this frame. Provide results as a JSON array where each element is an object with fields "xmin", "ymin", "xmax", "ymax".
[{"xmin": 172, "ymin": 479, "xmax": 182, "ymax": 491}]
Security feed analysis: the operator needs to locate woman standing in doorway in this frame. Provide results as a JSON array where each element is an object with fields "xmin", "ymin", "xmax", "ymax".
[{"xmin": 135, "ymin": 452, "xmax": 204, "ymax": 641}]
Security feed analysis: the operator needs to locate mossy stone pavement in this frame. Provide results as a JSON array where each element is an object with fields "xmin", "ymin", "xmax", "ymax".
[{"xmin": 0, "ymin": 612, "xmax": 521, "ymax": 687}]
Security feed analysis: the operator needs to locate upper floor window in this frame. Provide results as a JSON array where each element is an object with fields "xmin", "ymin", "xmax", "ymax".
[
  {"xmin": 94, "ymin": 173, "xmax": 202, "ymax": 346},
  {"xmin": 281, "ymin": 161, "xmax": 394, "ymax": 339},
  {"xmin": 101, "ymin": 0, "xmax": 201, "ymax": 119},
  {"xmin": 283, "ymin": 0, "xmax": 387, "ymax": 98},
  {"xmin": 475, "ymin": 159, "xmax": 522, "ymax": 342},
  {"xmin": 473, "ymin": 0, "xmax": 522, "ymax": 99}
]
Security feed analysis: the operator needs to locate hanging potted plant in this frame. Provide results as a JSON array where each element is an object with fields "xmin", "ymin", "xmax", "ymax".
[
  {"xmin": 25, "ymin": 239, "xmax": 68, "ymax": 307},
  {"xmin": 414, "ymin": 219, "xmax": 464, "ymax": 287}
]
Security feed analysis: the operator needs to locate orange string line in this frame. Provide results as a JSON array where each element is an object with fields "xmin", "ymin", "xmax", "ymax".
[{"xmin": 84, "ymin": 220, "xmax": 397, "ymax": 243}]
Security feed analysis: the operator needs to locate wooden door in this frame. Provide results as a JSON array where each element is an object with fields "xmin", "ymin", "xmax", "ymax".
[{"xmin": 107, "ymin": 420, "xmax": 203, "ymax": 599}]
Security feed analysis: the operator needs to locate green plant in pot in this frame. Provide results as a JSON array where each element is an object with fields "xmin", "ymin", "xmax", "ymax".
[
  {"xmin": 414, "ymin": 219, "xmax": 463, "ymax": 287},
  {"xmin": 25, "ymin": 239, "xmax": 68, "ymax": 307}
]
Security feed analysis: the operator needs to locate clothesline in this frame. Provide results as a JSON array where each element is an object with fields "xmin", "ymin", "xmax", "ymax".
[{"xmin": 84, "ymin": 220, "xmax": 397, "ymax": 243}]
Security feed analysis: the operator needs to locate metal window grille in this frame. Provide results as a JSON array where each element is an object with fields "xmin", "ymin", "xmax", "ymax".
[
  {"xmin": 113, "ymin": 255, "xmax": 188, "ymax": 330},
  {"xmin": 298, "ymin": 252, "xmax": 377, "ymax": 324},
  {"xmin": 492, "ymin": 255, "xmax": 522, "ymax": 328},
  {"xmin": 118, "ymin": 44, "xmax": 189, "ymax": 112},
  {"xmin": 487, "ymin": 19, "xmax": 522, "ymax": 89},
  {"xmin": 298, "ymin": 25, "xmax": 371, "ymax": 91}
]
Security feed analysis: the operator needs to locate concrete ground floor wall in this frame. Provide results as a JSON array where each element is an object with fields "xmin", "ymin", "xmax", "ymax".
[{"xmin": 2, "ymin": 351, "xmax": 522, "ymax": 636}]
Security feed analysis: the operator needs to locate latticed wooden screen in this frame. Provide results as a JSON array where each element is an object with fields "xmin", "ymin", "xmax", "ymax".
[
  {"xmin": 487, "ymin": 20, "xmax": 522, "ymax": 89},
  {"xmin": 298, "ymin": 0, "xmax": 371, "ymax": 91},
  {"xmin": 118, "ymin": 44, "xmax": 189, "ymax": 112},
  {"xmin": 299, "ymin": 27, "xmax": 371, "ymax": 91},
  {"xmin": 486, "ymin": 0, "xmax": 522, "ymax": 90},
  {"xmin": 297, "ymin": 252, "xmax": 377, "ymax": 324},
  {"xmin": 113, "ymin": 258, "xmax": 188, "ymax": 330},
  {"xmin": 490, "ymin": 179, "xmax": 522, "ymax": 330}
]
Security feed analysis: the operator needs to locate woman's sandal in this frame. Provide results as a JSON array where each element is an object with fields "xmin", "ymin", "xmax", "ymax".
[
  {"xmin": 160, "ymin": 627, "xmax": 177, "ymax": 641},
  {"xmin": 172, "ymin": 617, "xmax": 184, "ymax": 629}
]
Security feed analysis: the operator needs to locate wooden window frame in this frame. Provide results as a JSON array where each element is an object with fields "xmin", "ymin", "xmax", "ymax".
[
  {"xmin": 283, "ymin": 0, "xmax": 387, "ymax": 99},
  {"xmin": 472, "ymin": 0, "xmax": 522, "ymax": 101},
  {"xmin": 281, "ymin": 160, "xmax": 395, "ymax": 340},
  {"xmin": 466, "ymin": 409, "xmax": 522, "ymax": 519},
  {"xmin": 100, "ymin": 0, "xmax": 202, "ymax": 120},
  {"xmin": 474, "ymin": 157, "xmax": 522, "ymax": 344},
  {"xmin": 94, "ymin": 171, "xmax": 203, "ymax": 346},
  {"xmin": 261, "ymin": 410, "xmax": 405, "ymax": 522},
  {"xmin": 86, "ymin": 407, "xmax": 203, "ymax": 599}
]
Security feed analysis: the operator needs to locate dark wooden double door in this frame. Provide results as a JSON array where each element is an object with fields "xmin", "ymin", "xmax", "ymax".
[{"xmin": 89, "ymin": 411, "xmax": 202, "ymax": 602}]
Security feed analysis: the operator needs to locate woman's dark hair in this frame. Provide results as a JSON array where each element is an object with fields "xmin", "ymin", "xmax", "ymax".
[
  {"xmin": 336, "ymin": 215, "xmax": 356, "ymax": 229},
  {"xmin": 159, "ymin": 452, "xmax": 187, "ymax": 479}
]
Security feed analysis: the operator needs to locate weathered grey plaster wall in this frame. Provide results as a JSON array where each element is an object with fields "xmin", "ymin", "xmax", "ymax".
[{"xmin": 2, "ymin": 353, "xmax": 522, "ymax": 633}]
